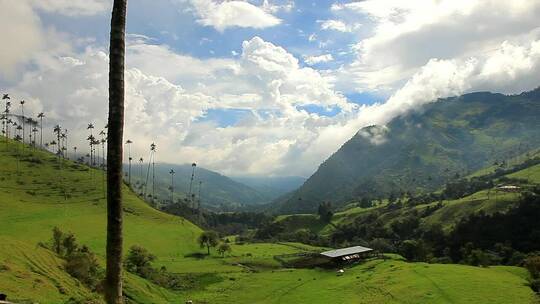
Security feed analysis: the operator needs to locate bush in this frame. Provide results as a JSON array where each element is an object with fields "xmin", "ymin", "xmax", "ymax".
[
  {"xmin": 65, "ymin": 248, "xmax": 102, "ymax": 291},
  {"xmin": 369, "ymin": 238, "xmax": 396, "ymax": 253},
  {"xmin": 530, "ymin": 278, "xmax": 540, "ymax": 293},
  {"xmin": 399, "ymin": 240, "xmax": 428, "ymax": 262},
  {"xmin": 217, "ymin": 243, "xmax": 232, "ymax": 257},
  {"xmin": 44, "ymin": 228, "xmax": 103, "ymax": 291},
  {"xmin": 524, "ymin": 256, "xmax": 540, "ymax": 279},
  {"xmin": 124, "ymin": 245, "xmax": 156, "ymax": 277}
]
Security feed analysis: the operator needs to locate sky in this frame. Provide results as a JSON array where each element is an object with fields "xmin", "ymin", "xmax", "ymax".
[{"xmin": 1, "ymin": 0, "xmax": 540, "ymax": 177}]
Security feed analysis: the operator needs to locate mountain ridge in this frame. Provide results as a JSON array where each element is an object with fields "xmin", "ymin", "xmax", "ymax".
[{"xmin": 275, "ymin": 89, "xmax": 540, "ymax": 213}]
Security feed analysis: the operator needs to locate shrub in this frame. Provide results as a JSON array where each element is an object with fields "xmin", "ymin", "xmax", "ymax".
[
  {"xmin": 124, "ymin": 245, "xmax": 156, "ymax": 277},
  {"xmin": 217, "ymin": 243, "xmax": 232, "ymax": 257},
  {"xmin": 65, "ymin": 248, "xmax": 102, "ymax": 291},
  {"xmin": 524, "ymin": 256, "xmax": 540, "ymax": 279}
]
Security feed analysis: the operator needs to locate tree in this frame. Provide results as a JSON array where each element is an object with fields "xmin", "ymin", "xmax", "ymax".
[
  {"xmin": 62, "ymin": 233, "xmax": 78, "ymax": 256},
  {"xmin": 52, "ymin": 226, "xmax": 64, "ymax": 255},
  {"xmin": 104, "ymin": 0, "xmax": 127, "ymax": 302},
  {"xmin": 2, "ymin": 94, "xmax": 9, "ymax": 144},
  {"xmin": 188, "ymin": 163, "xmax": 197, "ymax": 208},
  {"xmin": 20, "ymin": 100, "xmax": 25, "ymax": 145},
  {"xmin": 124, "ymin": 245, "xmax": 156, "ymax": 276},
  {"xmin": 198, "ymin": 231, "xmax": 219, "ymax": 255},
  {"xmin": 317, "ymin": 201, "xmax": 333, "ymax": 223},
  {"xmin": 217, "ymin": 243, "xmax": 232, "ymax": 257},
  {"xmin": 169, "ymin": 169, "xmax": 175, "ymax": 203},
  {"xmin": 125, "ymin": 139, "xmax": 133, "ymax": 185},
  {"xmin": 53, "ymin": 125, "xmax": 62, "ymax": 157},
  {"xmin": 87, "ymin": 123, "xmax": 95, "ymax": 165},
  {"xmin": 37, "ymin": 112, "xmax": 44, "ymax": 148}
]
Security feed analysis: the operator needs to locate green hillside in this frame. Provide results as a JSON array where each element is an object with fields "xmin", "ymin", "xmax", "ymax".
[
  {"xmin": 1, "ymin": 139, "xmax": 538, "ymax": 303},
  {"xmin": 129, "ymin": 163, "xmax": 271, "ymax": 210},
  {"xmin": 276, "ymin": 156, "xmax": 540, "ymax": 237},
  {"xmin": 278, "ymin": 90, "xmax": 540, "ymax": 213}
]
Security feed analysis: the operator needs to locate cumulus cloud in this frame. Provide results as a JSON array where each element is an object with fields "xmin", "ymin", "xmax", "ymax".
[
  {"xmin": 304, "ymin": 54, "xmax": 334, "ymax": 65},
  {"xmin": 318, "ymin": 19, "xmax": 360, "ymax": 32},
  {"xmin": 0, "ymin": 0, "xmax": 44, "ymax": 78},
  {"xmin": 262, "ymin": 0, "xmax": 294, "ymax": 13},
  {"xmin": 3, "ymin": 0, "xmax": 540, "ymax": 177},
  {"xmin": 332, "ymin": 0, "xmax": 540, "ymax": 93},
  {"xmin": 29, "ymin": 0, "xmax": 110, "ymax": 16},
  {"xmin": 188, "ymin": 0, "xmax": 281, "ymax": 31}
]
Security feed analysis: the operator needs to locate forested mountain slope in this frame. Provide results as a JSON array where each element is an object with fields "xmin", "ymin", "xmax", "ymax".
[{"xmin": 278, "ymin": 89, "xmax": 540, "ymax": 213}]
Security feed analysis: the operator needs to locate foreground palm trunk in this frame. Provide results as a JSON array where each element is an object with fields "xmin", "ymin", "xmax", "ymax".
[{"xmin": 105, "ymin": 0, "xmax": 127, "ymax": 303}]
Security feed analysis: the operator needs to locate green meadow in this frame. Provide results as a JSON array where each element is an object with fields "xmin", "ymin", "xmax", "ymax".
[{"xmin": 0, "ymin": 141, "xmax": 537, "ymax": 303}]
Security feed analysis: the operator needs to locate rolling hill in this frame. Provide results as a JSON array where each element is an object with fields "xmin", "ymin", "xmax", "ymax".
[
  {"xmin": 277, "ymin": 89, "xmax": 540, "ymax": 213},
  {"xmin": 275, "ymin": 152, "xmax": 540, "ymax": 238},
  {"xmin": 231, "ymin": 175, "xmax": 306, "ymax": 201},
  {"xmin": 2, "ymin": 138, "xmax": 538, "ymax": 303},
  {"xmin": 129, "ymin": 163, "xmax": 272, "ymax": 210}
]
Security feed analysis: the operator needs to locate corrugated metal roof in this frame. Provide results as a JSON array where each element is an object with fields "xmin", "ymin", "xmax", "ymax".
[{"xmin": 320, "ymin": 246, "xmax": 373, "ymax": 258}]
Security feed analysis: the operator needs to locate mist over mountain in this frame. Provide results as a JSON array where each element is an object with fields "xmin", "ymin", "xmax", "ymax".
[
  {"xmin": 275, "ymin": 88, "xmax": 540, "ymax": 214},
  {"xmin": 231, "ymin": 175, "xmax": 306, "ymax": 201},
  {"xmin": 129, "ymin": 163, "xmax": 270, "ymax": 210}
]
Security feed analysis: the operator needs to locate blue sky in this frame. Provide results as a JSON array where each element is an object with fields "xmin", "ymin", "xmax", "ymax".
[{"xmin": 2, "ymin": 0, "xmax": 539, "ymax": 176}]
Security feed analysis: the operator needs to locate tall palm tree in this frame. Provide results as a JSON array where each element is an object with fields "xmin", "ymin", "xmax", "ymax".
[
  {"xmin": 73, "ymin": 146, "xmax": 77, "ymax": 160},
  {"xmin": 138, "ymin": 157, "xmax": 143, "ymax": 182},
  {"xmin": 105, "ymin": 0, "xmax": 127, "ymax": 302},
  {"xmin": 144, "ymin": 143, "xmax": 156, "ymax": 200},
  {"xmin": 53, "ymin": 125, "xmax": 62, "ymax": 158},
  {"xmin": 63, "ymin": 129, "xmax": 68, "ymax": 158},
  {"xmin": 197, "ymin": 180, "xmax": 203, "ymax": 220},
  {"xmin": 99, "ymin": 130, "xmax": 107, "ymax": 168},
  {"xmin": 87, "ymin": 123, "xmax": 95, "ymax": 165},
  {"xmin": 125, "ymin": 139, "xmax": 133, "ymax": 185},
  {"xmin": 20, "ymin": 100, "xmax": 25, "ymax": 145},
  {"xmin": 5, "ymin": 103, "xmax": 12, "ymax": 144},
  {"xmin": 151, "ymin": 143, "xmax": 156, "ymax": 201},
  {"xmin": 188, "ymin": 162, "xmax": 197, "ymax": 208},
  {"xmin": 37, "ymin": 112, "xmax": 44, "ymax": 148},
  {"xmin": 2, "ymin": 94, "xmax": 9, "ymax": 144},
  {"xmin": 169, "ymin": 169, "xmax": 175, "ymax": 204},
  {"xmin": 31, "ymin": 127, "xmax": 38, "ymax": 148}
]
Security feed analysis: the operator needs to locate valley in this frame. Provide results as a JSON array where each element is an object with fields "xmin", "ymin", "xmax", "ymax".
[{"xmin": 1, "ymin": 136, "xmax": 538, "ymax": 303}]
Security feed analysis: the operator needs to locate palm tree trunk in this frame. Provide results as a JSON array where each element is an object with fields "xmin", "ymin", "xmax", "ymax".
[
  {"xmin": 105, "ymin": 0, "xmax": 127, "ymax": 303},
  {"xmin": 40, "ymin": 117, "xmax": 43, "ymax": 148}
]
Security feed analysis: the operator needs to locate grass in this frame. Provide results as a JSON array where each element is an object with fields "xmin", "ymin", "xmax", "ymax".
[
  {"xmin": 186, "ymin": 256, "xmax": 537, "ymax": 304},
  {"xmin": 1, "ymin": 139, "xmax": 538, "ymax": 303}
]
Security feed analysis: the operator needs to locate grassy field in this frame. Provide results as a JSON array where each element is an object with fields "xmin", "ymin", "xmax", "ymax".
[{"xmin": 1, "ymin": 139, "xmax": 538, "ymax": 303}]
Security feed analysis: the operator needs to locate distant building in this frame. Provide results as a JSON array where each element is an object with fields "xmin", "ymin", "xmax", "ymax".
[
  {"xmin": 274, "ymin": 245, "xmax": 376, "ymax": 268},
  {"xmin": 496, "ymin": 185, "xmax": 521, "ymax": 192},
  {"xmin": 320, "ymin": 246, "xmax": 374, "ymax": 264}
]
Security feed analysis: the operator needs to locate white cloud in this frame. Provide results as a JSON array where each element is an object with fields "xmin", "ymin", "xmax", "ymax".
[
  {"xmin": 3, "ymin": 0, "xmax": 540, "ymax": 178},
  {"xmin": 188, "ymin": 0, "xmax": 281, "ymax": 31},
  {"xmin": 262, "ymin": 0, "xmax": 294, "ymax": 13},
  {"xmin": 0, "ymin": 0, "xmax": 44, "ymax": 78},
  {"xmin": 29, "ymin": 0, "xmax": 110, "ymax": 16},
  {"xmin": 332, "ymin": 0, "xmax": 540, "ymax": 93},
  {"xmin": 318, "ymin": 19, "xmax": 360, "ymax": 32},
  {"xmin": 304, "ymin": 54, "xmax": 334, "ymax": 65}
]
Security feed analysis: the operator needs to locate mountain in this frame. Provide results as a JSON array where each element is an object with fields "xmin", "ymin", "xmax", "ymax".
[
  {"xmin": 129, "ymin": 163, "xmax": 270, "ymax": 209},
  {"xmin": 277, "ymin": 89, "xmax": 540, "ymax": 213},
  {"xmin": 231, "ymin": 175, "xmax": 306, "ymax": 201}
]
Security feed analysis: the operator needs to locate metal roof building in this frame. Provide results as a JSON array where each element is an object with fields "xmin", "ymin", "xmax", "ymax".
[{"xmin": 320, "ymin": 246, "xmax": 373, "ymax": 258}]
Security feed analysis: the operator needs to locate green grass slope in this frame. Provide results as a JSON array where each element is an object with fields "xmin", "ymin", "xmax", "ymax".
[
  {"xmin": 187, "ymin": 256, "xmax": 536, "ymax": 304},
  {"xmin": 276, "ymin": 158, "xmax": 540, "ymax": 236},
  {"xmin": 0, "ymin": 141, "xmax": 201, "ymax": 303},
  {"xmin": 1, "ymin": 140, "xmax": 538, "ymax": 303}
]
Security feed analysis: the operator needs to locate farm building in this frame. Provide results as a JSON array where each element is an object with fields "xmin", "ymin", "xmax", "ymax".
[
  {"xmin": 320, "ymin": 246, "xmax": 374, "ymax": 264},
  {"xmin": 274, "ymin": 245, "xmax": 375, "ymax": 268}
]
